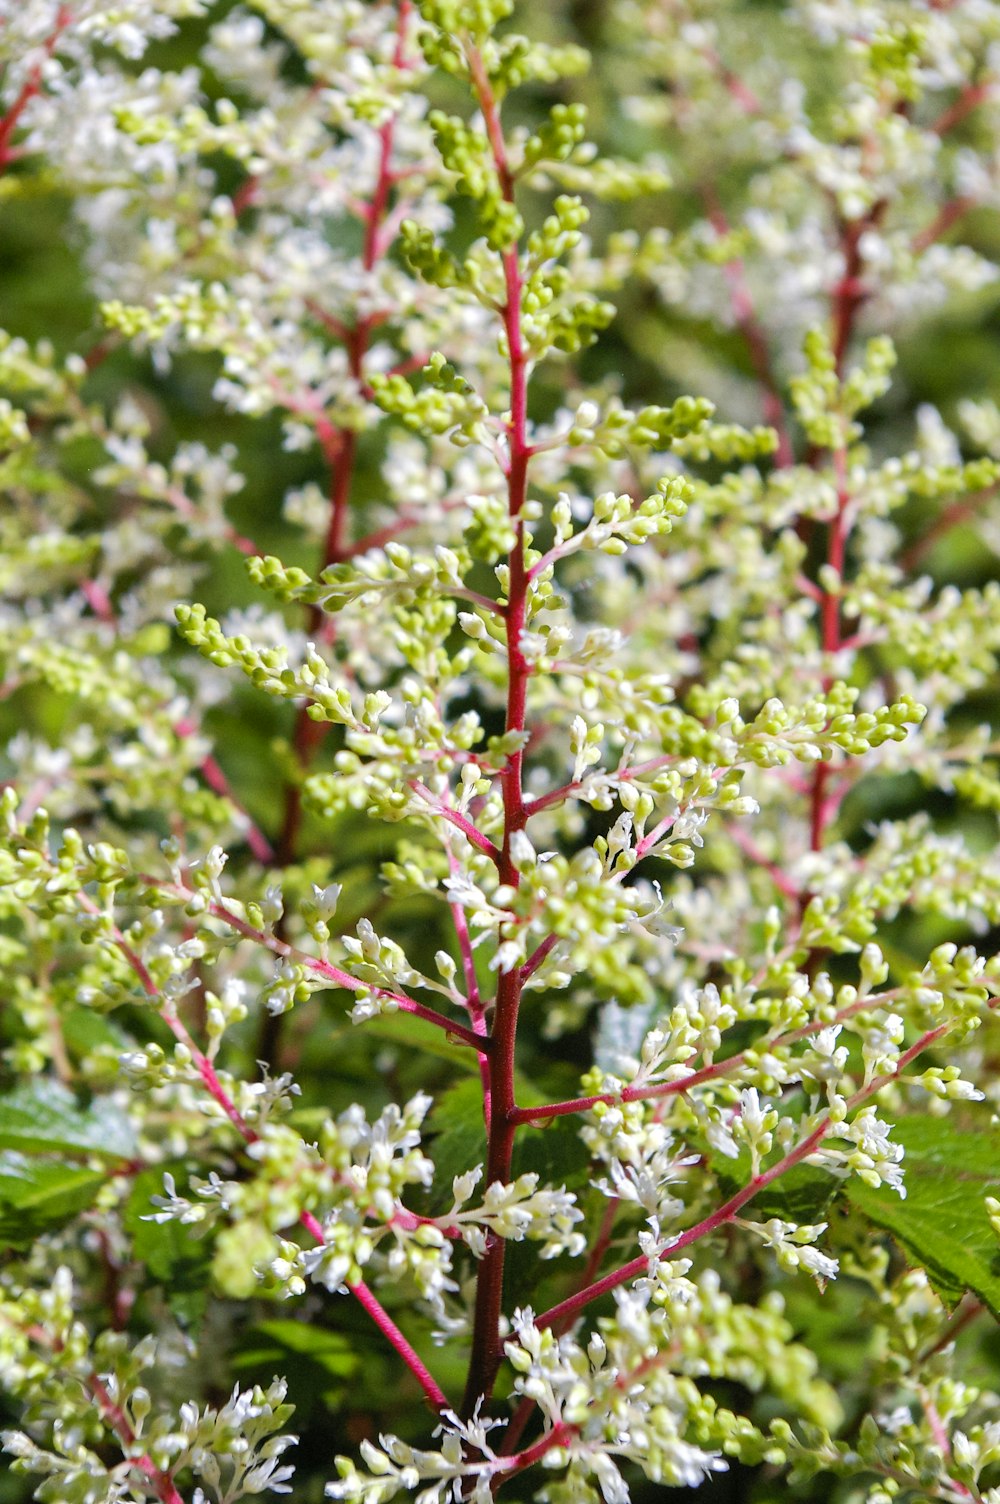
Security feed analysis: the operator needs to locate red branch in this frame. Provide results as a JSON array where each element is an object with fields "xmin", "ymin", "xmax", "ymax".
[
  {"xmin": 510, "ymin": 983, "xmax": 903, "ymax": 1125},
  {"xmin": 0, "ymin": 7, "xmax": 72, "ymax": 171},
  {"xmin": 535, "ymin": 1021, "xmax": 954, "ymax": 1333},
  {"xmin": 88, "ymin": 1372, "xmax": 188, "ymax": 1504},
  {"xmin": 913, "ymin": 195, "xmax": 976, "ymax": 254},
  {"xmin": 273, "ymin": 0, "xmax": 414, "ymax": 881},
  {"xmin": 460, "ymin": 40, "xmax": 532, "ymax": 1421},
  {"xmin": 706, "ymin": 194, "xmax": 794, "ymax": 467},
  {"xmin": 930, "ymin": 79, "xmax": 996, "ymax": 137},
  {"xmin": 138, "ymin": 879, "xmax": 490, "ymax": 1054},
  {"xmin": 88, "ymin": 893, "xmax": 448, "ymax": 1410},
  {"xmin": 805, "ymin": 203, "xmax": 884, "ymax": 859}
]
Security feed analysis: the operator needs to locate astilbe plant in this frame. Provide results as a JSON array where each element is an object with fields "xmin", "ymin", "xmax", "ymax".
[{"xmin": 2, "ymin": 0, "xmax": 1000, "ymax": 1501}]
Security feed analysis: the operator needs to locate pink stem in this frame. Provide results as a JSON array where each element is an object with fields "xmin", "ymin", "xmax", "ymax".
[
  {"xmin": 899, "ymin": 485, "xmax": 997, "ymax": 571},
  {"xmin": 409, "ymin": 782, "xmax": 502, "ymax": 863},
  {"xmin": 94, "ymin": 906, "xmax": 449, "ymax": 1411},
  {"xmin": 727, "ymin": 823, "xmax": 801, "ymax": 900},
  {"xmin": 460, "ymin": 39, "xmax": 532, "ymax": 1421},
  {"xmin": 705, "ymin": 194, "xmax": 794, "ymax": 467},
  {"xmin": 173, "ymin": 717, "xmax": 275, "ymax": 863},
  {"xmin": 931, "ymin": 79, "xmax": 995, "ymax": 136},
  {"xmin": 348, "ymin": 1279, "xmax": 447, "ymax": 1411},
  {"xmin": 136, "ymin": 878, "xmax": 490, "ymax": 1054},
  {"xmin": 809, "ymin": 440, "xmax": 849, "ymax": 852},
  {"xmin": 535, "ymin": 1021, "xmax": 955, "ymax": 1333},
  {"xmin": 89, "ymin": 1372, "xmax": 188, "ymax": 1504},
  {"xmin": 498, "ymin": 1197, "xmax": 624, "ymax": 1460},
  {"xmin": 0, "ymin": 6, "xmax": 71, "ymax": 170},
  {"xmin": 510, "ymin": 985, "xmax": 904, "ymax": 1126},
  {"xmin": 522, "ymin": 754, "xmax": 682, "ymax": 820},
  {"xmin": 913, "ymin": 195, "xmax": 975, "ymax": 253},
  {"xmin": 447, "ymin": 845, "xmax": 492, "ymax": 1127},
  {"xmin": 274, "ymin": 0, "xmax": 413, "ymax": 879}
]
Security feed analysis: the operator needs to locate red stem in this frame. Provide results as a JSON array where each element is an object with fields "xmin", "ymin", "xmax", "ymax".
[
  {"xmin": 409, "ymin": 782, "xmax": 502, "ymax": 863},
  {"xmin": 809, "ymin": 441, "xmax": 849, "ymax": 852},
  {"xmin": 92, "ymin": 901, "xmax": 448, "ymax": 1409},
  {"xmin": 930, "ymin": 80, "xmax": 995, "ymax": 136},
  {"xmin": 498, "ymin": 1196, "xmax": 624, "ymax": 1461},
  {"xmin": 197, "ymin": 891, "xmax": 492, "ymax": 1053},
  {"xmin": 535, "ymin": 1022, "xmax": 953, "ymax": 1333},
  {"xmin": 807, "ymin": 201, "xmax": 879, "ymax": 856},
  {"xmin": 831, "ymin": 216, "xmax": 868, "ymax": 372},
  {"xmin": 510, "ymin": 984, "xmax": 902, "ymax": 1125},
  {"xmin": 272, "ymin": 0, "xmax": 412, "ymax": 885},
  {"xmin": 706, "ymin": 194, "xmax": 794, "ymax": 467},
  {"xmin": 349, "ymin": 1278, "xmax": 447, "ymax": 1410},
  {"xmin": 447, "ymin": 845, "xmax": 492, "ymax": 1126},
  {"xmin": 172, "ymin": 717, "xmax": 275, "ymax": 863},
  {"xmin": 0, "ymin": 7, "xmax": 72, "ymax": 171},
  {"xmin": 88, "ymin": 1371, "xmax": 188, "ymax": 1504},
  {"xmin": 460, "ymin": 41, "xmax": 532, "ymax": 1421},
  {"xmin": 118, "ymin": 873, "xmax": 485, "ymax": 1052},
  {"xmin": 494, "ymin": 1422, "xmax": 573, "ymax": 1487},
  {"xmin": 899, "ymin": 486, "xmax": 997, "ymax": 572},
  {"xmin": 913, "ymin": 195, "xmax": 975, "ymax": 254}
]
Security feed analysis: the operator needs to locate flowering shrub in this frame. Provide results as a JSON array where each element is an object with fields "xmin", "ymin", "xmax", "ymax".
[{"xmin": 2, "ymin": 0, "xmax": 1000, "ymax": 1500}]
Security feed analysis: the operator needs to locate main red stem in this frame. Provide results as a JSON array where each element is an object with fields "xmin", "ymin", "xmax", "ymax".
[
  {"xmin": 460, "ymin": 48, "xmax": 531, "ymax": 1420},
  {"xmin": 809, "ymin": 441, "xmax": 849, "ymax": 851},
  {"xmin": 808, "ymin": 210, "xmax": 873, "ymax": 854}
]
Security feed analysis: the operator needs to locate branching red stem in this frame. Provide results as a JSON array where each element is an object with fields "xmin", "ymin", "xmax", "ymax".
[
  {"xmin": 88, "ymin": 1371, "xmax": 188, "ymax": 1504},
  {"xmin": 511, "ymin": 984, "xmax": 904, "ymax": 1125},
  {"xmin": 272, "ymin": 0, "xmax": 414, "ymax": 898},
  {"xmin": 534, "ymin": 1021, "xmax": 953, "ymax": 1332},
  {"xmin": 90, "ymin": 895, "xmax": 448, "ymax": 1409},
  {"xmin": 460, "ymin": 39, "xmax": 532, "ymax": 1421},
  {"xmin": 0, "ymin": 7, "xmax": 72, "ymax": 171}
]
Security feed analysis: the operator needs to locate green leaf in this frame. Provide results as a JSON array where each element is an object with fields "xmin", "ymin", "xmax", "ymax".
[
  {"xmin": 429, "ymin": 1077, "xmax": 486, "ymax": 1134},
  {"xmin": 60, "ymin": 1005, "xmax": 129, "ymax": 1061},
  {"xmin": 123, "ymin": 1167, "xmax": 211, "ymax": 1327},
  {"xmin": 714, "ymin": 1150, "xmax": 835, "ymax": 1226},
  {"xmin": 426, "ymin": 1078, "xmax": 487, "ymax": 1212},
  {"xmin": 505, "ymin": 1118, "xmax": 593, "ymax": 1305},
  {"xmin": 847, "ymin": 1116, "xmax": 1000, "ymax": 1317},
  {"xmin": 235, "ymin": 1319, "xmax": 359, "ymax": 1378},
  {"xmin": 232, "ymin": 1317, "xmax": 362, "ymax": 1423},
  {"xmin": 511, "ymin": 1118, "xmax": 590, "ymax": 1194},
  {"xmin": 0, "ymin": 1079, "xmax": 135, "ymax": 1159},
  {"xmin": 0, "ymin": 1152, "xmax": 106, "ymax": 1246},
  {"xmin": 335, "ymin": 1010, "xmax": 481, "ymax": 1071}
]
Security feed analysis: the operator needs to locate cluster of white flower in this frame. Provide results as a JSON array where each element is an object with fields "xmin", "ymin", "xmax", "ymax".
[{"xmin": 1, "ymin": 0, "xmax": 1000, "ymax": 1501}]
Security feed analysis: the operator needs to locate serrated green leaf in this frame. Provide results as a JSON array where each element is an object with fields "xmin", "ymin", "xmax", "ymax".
[
  {"xmin": 0, "ymin": 1078, "xmax": 135, "ymax": 1159},
  {"xmin": 0, "ymin": 1152, "xmax": 106, "ymax": 1246},
  {"xmin": 847, "ymin": 1117, "xmax": 1000, "ymax": 1317}
]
